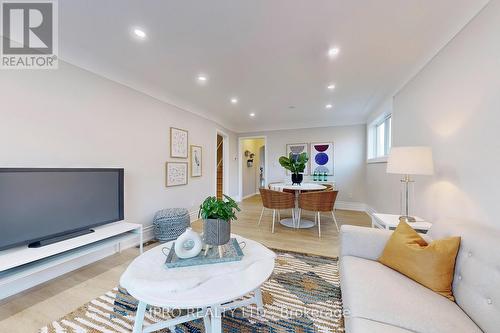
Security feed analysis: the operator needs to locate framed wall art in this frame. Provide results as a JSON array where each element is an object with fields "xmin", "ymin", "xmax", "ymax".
[
  {"xmin": 170, "ymin": 127, "xmax": 188, "ymax": 158},
  {"xmin": 166, "ymin": 162, "xmax": 188, "ymax": 187},
  {"xmin": 310, "ymin": 142, "xmax": 334, "ymax": 175},
  {"xmin": 190, "ymin": 145, "xmax": 202, "ymax": 177},
  {"xmin": 285, "ymin": 143, "xmax": 310, "ymax": 175}
]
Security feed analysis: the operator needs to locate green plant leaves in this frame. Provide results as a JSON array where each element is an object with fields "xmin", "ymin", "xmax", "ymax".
[
  {"xmin": 198, "ymin": 194, "xmax": 241, "ymax": 222},
  {"xmin": 278, "ymin": 152, "xmax": 309, "ymax": 175}
]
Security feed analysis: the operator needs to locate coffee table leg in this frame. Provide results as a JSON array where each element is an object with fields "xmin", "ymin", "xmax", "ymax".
[
  {"xmin": 210, "ymin": 305, "xmax": 222, "ymax": 333},
  {"xmin": 255, "ymin": 287, "xmax": 264, "ymax": 310},
  {"xmin": 133, "ymin": 301, "xmax": 147, "ymax": 333},
  {"xmin": 203, "ymin": 312, "xmax": 212, "ymax": 333}
]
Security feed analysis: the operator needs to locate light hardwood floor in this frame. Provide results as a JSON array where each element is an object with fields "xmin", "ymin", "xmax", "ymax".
[{"xmin": 0, "ymin": 195, "xmax": 370, "ymax": 332}]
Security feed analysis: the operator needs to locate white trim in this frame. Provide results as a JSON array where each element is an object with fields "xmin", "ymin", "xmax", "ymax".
[
  {"xmin": 189, "ymin": 210, "xmax": 200, "ymax": 223},
  {"xmin": 366, "ymin": 156, "xmax": 388, "ymax": 164},
  {"xmin": 242, "ymin": 192, "xmax": 259, "ymax": 200},
  {"xmin": 238, "ymin": 136, "xmax": 268, "ymax": 202},
  {"xmin": 335, "ymin": 201, "xmax": 367, "ymax": 212}
]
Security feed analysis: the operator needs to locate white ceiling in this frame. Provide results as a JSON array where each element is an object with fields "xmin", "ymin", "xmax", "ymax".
[{"xmin": 59, "ymin": 0, "xmax": 488, "ymax": 133}]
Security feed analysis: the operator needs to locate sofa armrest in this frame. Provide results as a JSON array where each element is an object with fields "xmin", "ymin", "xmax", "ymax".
[{"xmin": 340, "ymin": 225, "xmax": 393, "ymax": 261}]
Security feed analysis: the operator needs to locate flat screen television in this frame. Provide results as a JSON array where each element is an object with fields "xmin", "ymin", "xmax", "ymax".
[{"xmin": 0, "ymin": 168, "xmax": 124, "ymax": 250}]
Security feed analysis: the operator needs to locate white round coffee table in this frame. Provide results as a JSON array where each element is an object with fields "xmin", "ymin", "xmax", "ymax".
[
  {"xmin": 269, "ymin": 183, "xmax": 326, "ymax": 228},
  {"xmin": 120, "ymin": 234, "xmax": 276, "ymax": 333}
]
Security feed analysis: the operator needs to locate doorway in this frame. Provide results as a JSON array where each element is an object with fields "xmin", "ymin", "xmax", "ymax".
[
  {"xmin": 238, "ymin": 136, "xmax": 267, "ymax": 201},
  {"xmin": 216, "ymin": 130, "xmax": 229, "ymax": 199}
]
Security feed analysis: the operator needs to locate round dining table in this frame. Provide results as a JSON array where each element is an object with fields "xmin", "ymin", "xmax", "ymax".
[{"xmin": 269, "ymin": 182, "xmax": 326, "ymax": 228}]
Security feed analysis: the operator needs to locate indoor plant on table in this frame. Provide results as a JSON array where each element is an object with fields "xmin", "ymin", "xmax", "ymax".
[
  {"xmin": 198, "ymin": 194, "xmax": 240, "ymax": 246},
  {"xmin": 279, "ymin": 152, "xmax": 309, "ymax": 185}
]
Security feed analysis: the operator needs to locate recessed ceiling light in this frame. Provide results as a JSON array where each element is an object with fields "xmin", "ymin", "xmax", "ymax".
[
  {"xmin": 230, "ymin": 97, "xmax": 238, "ymax": 104},
  {"xmin": 328, "ymin": 47, "xmax": 340, "ymax": 58},
  {"xmin": 325, "ymin": 104, "xmax": 333, "ymax": 109},
  {"xmin": 197, "ymin": 75, "xmax": 208, "ymax": 83},
  {"xmin": 133, "ymin": 28, "xmax": 146, "ymax": 39},
  {"xmin": 327, "ymin": 84, "xmax": 336, "ymax": 90},
  {"xmin": 249, "ymin": 112, "xmax": 256, "ymax": 117}
]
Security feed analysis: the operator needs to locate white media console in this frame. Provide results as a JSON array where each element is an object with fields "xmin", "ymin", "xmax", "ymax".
[{"xmin": 0, "ymin": 221, "xmax": 143, "ymax": 300}]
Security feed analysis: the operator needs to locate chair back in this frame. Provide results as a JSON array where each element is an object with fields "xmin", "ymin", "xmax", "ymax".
[
  {"xmin": 322, "ymin": 184, "xmax": 334, "ymax": 191},
  {"xmin": 259, "ymin": 188, "xmax": 295, "ymax": 210},
  {"xmin": 299, "ymin": 190, "xmax": 338, "ymax": 212}
]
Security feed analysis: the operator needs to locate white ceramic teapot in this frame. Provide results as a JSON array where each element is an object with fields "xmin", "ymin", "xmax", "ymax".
[{"xmin": 174, "ymin": 227, "xmax": 203, "ymax": 259}]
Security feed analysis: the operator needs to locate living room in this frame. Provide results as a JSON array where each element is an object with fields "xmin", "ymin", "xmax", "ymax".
[{"xmin": 0, "ymin": 1, "xmax": 498, "ymax": 332}]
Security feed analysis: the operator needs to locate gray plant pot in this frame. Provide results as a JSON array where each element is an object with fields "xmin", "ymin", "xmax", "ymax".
[{"xmin": 203, "ymin": 219, "xmax": 231, "ymax": 246}]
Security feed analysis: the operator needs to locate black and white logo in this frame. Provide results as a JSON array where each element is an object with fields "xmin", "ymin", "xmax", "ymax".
[{"xmin": 1, "ymin": 0, "xmax": 58, "ymax": 69}]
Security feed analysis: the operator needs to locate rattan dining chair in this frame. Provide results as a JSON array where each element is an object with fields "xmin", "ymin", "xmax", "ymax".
[
  {"xmin": 298, "ymin": 190, "xmax": 339, "ymax": 237},
  {"xmin": 259, "ymin": 188, "xmax": 296, "ymax": 233}
]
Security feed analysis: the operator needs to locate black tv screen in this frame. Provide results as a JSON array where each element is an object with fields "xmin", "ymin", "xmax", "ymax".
[{"xmin": 0, "ymin": 168, "xmax": 124, "ymax": 250}]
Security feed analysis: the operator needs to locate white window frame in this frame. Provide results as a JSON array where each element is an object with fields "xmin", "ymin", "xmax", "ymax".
[{"xmin": 367, "ymin": 114, "xmax": 392, "ymax": 163}]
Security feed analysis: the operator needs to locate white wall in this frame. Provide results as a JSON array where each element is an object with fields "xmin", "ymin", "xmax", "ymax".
[
  {"xmin": 0, "ymin": 61, "xmax": 238, "ymax": 227},
  {"xmin": 240, "ymin": 125, "xmax": 366, "ymax": 204},
  {"xmin": 241, "ymin": 138, "xmax": 265, "ymax": 198},
  {"xmin": 365, "ymin": 0, "xmax": 500, "ymax": 227}
]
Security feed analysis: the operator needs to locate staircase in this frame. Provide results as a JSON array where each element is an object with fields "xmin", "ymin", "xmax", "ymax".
[{"xmin": 216, "ymin": 135, "xmax": 223, "ymax": 199}]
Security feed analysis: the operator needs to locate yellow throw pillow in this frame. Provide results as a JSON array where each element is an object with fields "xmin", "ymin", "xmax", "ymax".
[{"xmin": 379, "ymin": 221, "xmax": 461, "ymax": 301}]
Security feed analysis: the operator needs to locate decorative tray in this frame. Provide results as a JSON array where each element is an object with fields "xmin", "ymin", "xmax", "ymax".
[{"xmin": 164, "ymin": 238, "xmax": 244, "ymax": 268}]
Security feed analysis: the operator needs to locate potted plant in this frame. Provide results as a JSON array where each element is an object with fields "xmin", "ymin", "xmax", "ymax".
[
  {"xmin": 279, "ymin": 152, "xmax": 309, "ymax": 185},
  {"xmin": 198, "ymin": 194, "xmax": 241, "ymax": 246}
]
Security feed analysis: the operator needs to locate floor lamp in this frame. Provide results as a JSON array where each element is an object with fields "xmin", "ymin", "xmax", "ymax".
[{"xmin": 386, "ymin": 146, "xmax": 434, "ymax": 223}]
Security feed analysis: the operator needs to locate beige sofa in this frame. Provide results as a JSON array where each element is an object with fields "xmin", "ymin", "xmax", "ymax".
[{"xmin": 340, "ymin": 222, "xmax": 498, "ymax": 333}]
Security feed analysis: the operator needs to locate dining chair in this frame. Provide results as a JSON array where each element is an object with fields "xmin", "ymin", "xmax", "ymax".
[
  {"xmin": 298, "ymin": 190, "xmax": 340, "ymax": 237},
  {"xmin": 322, "ymin": 184, "xmax": 334, "ymax": 191},
  {"xmin": 259, "ymin": 188, "xmax": 295, "ymax": 233}
]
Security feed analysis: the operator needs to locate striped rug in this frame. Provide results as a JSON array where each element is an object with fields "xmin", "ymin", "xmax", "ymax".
[{"xmin": 41, "ymin": 250, "xmax": 344, "ymax": 333}]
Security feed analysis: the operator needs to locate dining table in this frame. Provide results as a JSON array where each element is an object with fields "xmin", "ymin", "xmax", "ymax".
[{"xmin": 269, "ymin": 182, "xmax": 326, "ymax": 228}]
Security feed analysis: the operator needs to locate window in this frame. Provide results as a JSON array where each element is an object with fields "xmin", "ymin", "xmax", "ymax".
[{"xmin": 368, "ymin": 114, "xmax": 392, "ymax": 161}]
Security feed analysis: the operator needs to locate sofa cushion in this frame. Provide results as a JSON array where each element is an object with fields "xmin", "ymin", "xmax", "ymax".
[
  {"xmin": 379, "ymin": 221, "xmax": 460, "ymax": 301},
  {"xmin": 341, "ymin": 255, "xmax": 482, "ymax": 333},
  {"xmin": 429, "ymin": 221, "xmax": 500, "ymax": 333},
  {"xmin": 345, "ymin": 317, "xmax": 415, "ymax": 333}
]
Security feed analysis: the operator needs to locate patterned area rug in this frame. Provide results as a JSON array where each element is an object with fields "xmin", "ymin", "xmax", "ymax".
[{"xmin": 40, "ymin": 250, "xmax": 344, "ymax": 333}]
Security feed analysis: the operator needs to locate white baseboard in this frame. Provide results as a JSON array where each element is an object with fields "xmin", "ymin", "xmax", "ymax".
[
  {"xmin": 335, "ymin": 201, "xmax": 367, "ymax": 212},
  {"xmin": 242, "ymin": 192, "xmax": 259, "ymax": 200}
]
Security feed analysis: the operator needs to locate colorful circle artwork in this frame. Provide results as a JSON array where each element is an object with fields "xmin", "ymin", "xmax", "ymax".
[
  {"xmin": 314, "ymin": 166, "xmax": 329, "ymax": 174},
  {"xmin": 315, "ymin": 152, "xmax": 329, "ymax": 165},
  {"xmin": 314, "ymin": 144, "xmax": 329, "ymax": 152},
  {"xmin": 290, "ymin": 146, "xmax": 305, "ymax": 154}
]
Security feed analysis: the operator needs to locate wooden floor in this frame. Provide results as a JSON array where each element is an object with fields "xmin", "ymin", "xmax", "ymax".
[{"xmin": 0, "ymin": 195, "xmax": 370, "ymax": 332}]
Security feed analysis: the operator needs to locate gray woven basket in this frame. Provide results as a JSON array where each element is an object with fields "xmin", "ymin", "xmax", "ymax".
[{"xmin": 153, "ymin": 208, "xmax": 190, "ymax": 242}]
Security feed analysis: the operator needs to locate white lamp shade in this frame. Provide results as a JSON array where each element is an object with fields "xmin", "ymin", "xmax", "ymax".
[{"xmin": 387, "ymin": 146, "xmax": 434, "ymax": 175}]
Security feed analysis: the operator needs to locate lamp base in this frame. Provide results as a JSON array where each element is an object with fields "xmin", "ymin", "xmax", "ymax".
[{"xmin": 399, "ymin": 215, "xmax": 417, "ymax": 223}]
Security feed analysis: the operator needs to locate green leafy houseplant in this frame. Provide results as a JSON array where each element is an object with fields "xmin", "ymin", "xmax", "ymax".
[
  {"xmin": 199, "ymin": 194, "xmax": 241, "ymax": 246},
  {"xmin": 279, "ymin": 152, "xmax": 309, "ymax": 175},
  {"xmin": 198, "ymin": 194, "xmax": 241, "ymax": 222}
]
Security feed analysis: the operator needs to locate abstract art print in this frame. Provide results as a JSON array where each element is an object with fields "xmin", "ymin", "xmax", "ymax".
[
  {"xmin": 190, "ymin": 145, "xmax": 202, "ymax": 177},
  {"xmin": 286, "ymin": 143, "xmax": 309, "ymax": 175},
  {"xmin": 166, "ymin": 162, "xmax": 188, "ymax": 187},
  {"xmin": 170, "ymin": 127, "xmax": 188, "ymax": 158},
  {"xmin": 311, "ymin": 142, "xmax": 334, "ymax": 175}
]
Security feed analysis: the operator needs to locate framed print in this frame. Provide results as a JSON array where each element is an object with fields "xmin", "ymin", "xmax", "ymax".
[
  {"xmin": 190, "ymin": 145, "xmax": 202, "ymax": 177},
  {"xmin": 285, "ymin": 143, "xmax": 310, "ymax": 175},
  {"xmin": 166, "ymin": 162, "xmax": 188, "ymax": 187},
  {"xmin": 170, "ymin": 127, "xmax": 188, "ymax": 158},
  {"xmin": 311, "ymin": 142, "xmax": 334, "ymax": 175}
]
